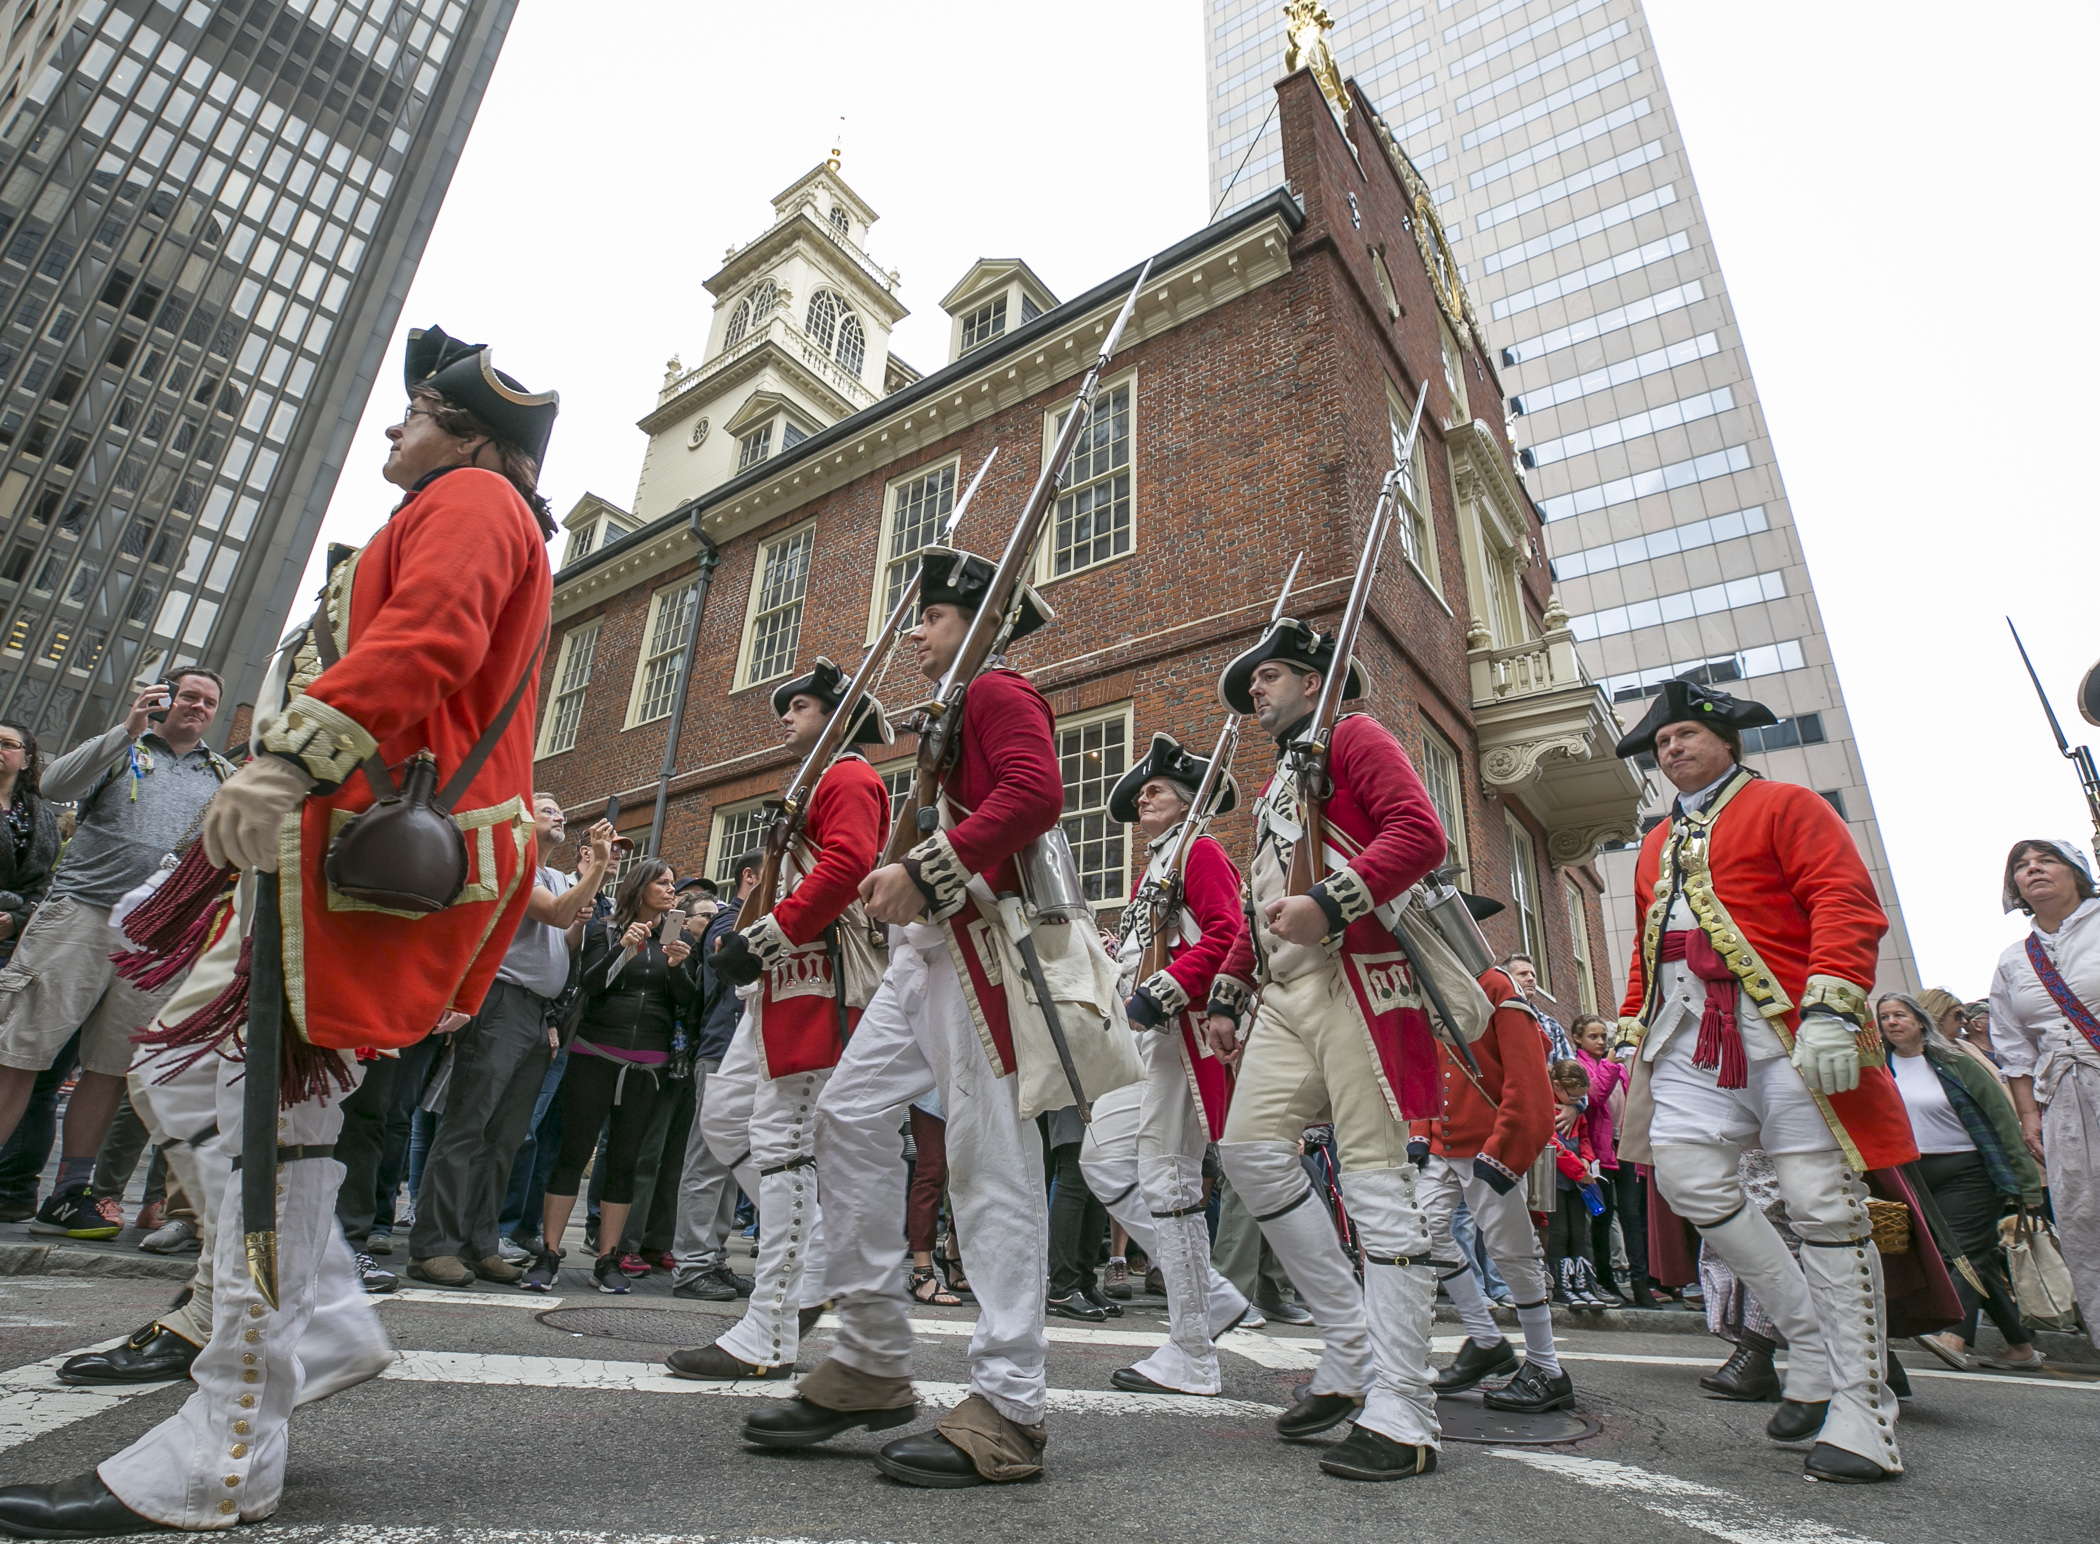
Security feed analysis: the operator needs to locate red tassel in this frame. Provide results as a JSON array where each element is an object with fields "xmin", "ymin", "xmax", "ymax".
[
  {"xmin": 284, "ymin": 1035, "xmax": 355, "ymax": 1108},
  {"xmin": 111, "ymin": 846, "xmax": 237, "ymax": 989}
]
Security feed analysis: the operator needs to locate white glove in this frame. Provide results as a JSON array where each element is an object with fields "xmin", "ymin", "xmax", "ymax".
[
  {"xmin": 1790, "ymin": 1010, "xmax": 1861, "ymax": 1096},
  {"xmin": 199, "ymin": 756, "xmax": 315, "ymax": 873}
]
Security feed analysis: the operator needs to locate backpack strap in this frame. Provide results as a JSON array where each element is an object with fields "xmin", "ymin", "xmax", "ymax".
[{"xmin": 306, "ymin": 600, "xmax": 398, "ymax": 803}]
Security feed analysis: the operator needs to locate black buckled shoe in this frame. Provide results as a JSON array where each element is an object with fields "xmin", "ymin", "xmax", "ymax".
[
  {"xmin": 0, "ymin": 1471, "xmax": 173, "ymax": 1537},
  {"xmin": 1046, "ymin": 1292, "xmax": 1106, "ymax": 1323},
  {"xmin": 1276, "ymin": 1389, "xmax": 1365, "ymax": 1439},
  {"xmin": 1110, "ymin": 1366, "xmax": 1204, "ymax": 1396},
  {"xmin": 873, "ymin": 1429, "xmax": 996, "ymax": 1489},
  {"xmin": 742, "ymin": 1396, "xmax": 919, "ymax": 1449},
  {"xmin": 1431, "ymin": 1336, "xmax": 1519, "ymax": 1394},
  {"xmin": 664, "ymin": 1343, "xmax": 791, "ymax": 1381},
  {"xmin": 1765, "ymin": 1398, "xmax": 1829, "ymax": 1443},
  {"xmin": 1806, "ymin": 1442, "xmax": 1899, "ymax": 1484},
  {"xmin": 1481, "ymin": 1361, "xmax": 1575, "ymax": 1414},
  {"xmin": 1700, "ymin": 1331, "xmax": 1781, "ymax": 1402},
  {"xmin": 1317, "ymin": 1424, "xmax": 1438, "ymax": 1482},
  {"xmin": 57, "ymin": 1324, "xmax": 199, "ymax": 1387}
]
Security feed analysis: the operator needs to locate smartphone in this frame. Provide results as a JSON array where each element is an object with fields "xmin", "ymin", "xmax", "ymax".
[
  {"xmin": 602, "ymin": 793, "xmax": 634, "ymax": 856},
  {"xmin": 137, "ymin": 678, "xmax": 173, "ymax": 725},
  {"xmin": 658, "ymin": 909, "xmax": 683, "ymax": 949}
]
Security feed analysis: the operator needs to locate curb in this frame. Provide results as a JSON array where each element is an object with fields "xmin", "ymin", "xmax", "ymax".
[{"xmin": 0, "ymin": 1242, "xmax": 194, "ymax": 1281}]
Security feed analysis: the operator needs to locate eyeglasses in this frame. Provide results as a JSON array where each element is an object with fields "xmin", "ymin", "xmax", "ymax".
[
  {"xmin": 398, "ymin": 405, "xmax": 438, "ymax": 427},
  {"xmin": 0, "ymin": 739, "xmax": 23, "ymax": 753}
]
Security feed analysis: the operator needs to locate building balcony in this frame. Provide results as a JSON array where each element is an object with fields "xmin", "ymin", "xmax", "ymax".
[
  {"xmin": 1469, "ymin": 611, "xmax": 1648, "ymax": 865},
  {"xmin": 649, "ymin": 311, "xmax": 877, "ymax": 425}
]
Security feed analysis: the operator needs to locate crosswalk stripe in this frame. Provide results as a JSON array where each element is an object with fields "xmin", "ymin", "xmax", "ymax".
[
  {"xmin": 0, "ymin": 1341, "xmax": 168, "ymax": 1456},
  {"xmin": 1494, "ymin": 1450, "xmax": 1888, "ymax": 1543},
  {"xmin": 381, "ymin": 1289, "xmax": 565, "ymax": 1309}
]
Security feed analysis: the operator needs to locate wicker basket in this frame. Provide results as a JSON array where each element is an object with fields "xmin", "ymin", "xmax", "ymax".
[{"xmin": 1865, "ymin": 1197, "xmax": 1912, "ymax": 1255}]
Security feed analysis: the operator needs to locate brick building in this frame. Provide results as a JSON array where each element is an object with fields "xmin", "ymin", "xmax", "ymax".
[{"xmin": 532, "ymin": 59, "xmax": 1645, "ymax": 1019}]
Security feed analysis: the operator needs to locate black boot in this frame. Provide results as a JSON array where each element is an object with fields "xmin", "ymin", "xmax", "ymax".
[
  {"xmin": 1699, "ymin": 1329, "xmax": 1781, "ymax": 1402},
  {"xmin": 742, "ymin": 1396, "xmax": 919, "ymax": 1449},
  {"xmin": 1627, "ymin": 1269, "xmax": 1658, "ymax": 1310},
  {"xmin": 1886, "ymin": 1352, "xmax": 1912, "ymax": 1400},
  {"xmin": 56, "ymin": 1323, "xmax": 199, "ymax": 1387},
  {"xmin": 1318, "ymin": 1425, "xmax": 1438, "ymax": 1481},
  {"xmin": 1276, "ymin": 1389, "xmax": 1365, "ymax": 1439},
  {"xmin": 1552, "ymin": 1258, "xmax": 1574, "ymax": 1305},
  {"xmin": 1805, "ymin": 1442, "xmax": 1899, "ymax": 1484},
  {"xmin": 1431, "ymin": 1336, "xmax": 1519, "ymax": 1393},
  {"xmin": 1765, "ymin": 1398, "xmax": 1829, "ymax": 1442},
  {"xmin": 874, "ymin": 1430, "xmax": 996, "ymax": 1488},
  {"xmin": 0, "ymin": 1472, "xmax": 173, "ymax": 1537}
]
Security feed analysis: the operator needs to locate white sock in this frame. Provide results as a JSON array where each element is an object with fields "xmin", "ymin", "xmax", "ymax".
[
  {"xmin": 1516, "ymin": 1302, "xmax": 1560, "ymax": 1375},
  {"xmin": 1442, "ymin": 1267, "xmax": 1502, "ymax": 1345}
]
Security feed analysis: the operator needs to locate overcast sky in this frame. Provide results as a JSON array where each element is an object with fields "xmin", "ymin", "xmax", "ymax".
[{"xmin": 302, "ymin": 0, "xmax": 2100, "ymax": 995}]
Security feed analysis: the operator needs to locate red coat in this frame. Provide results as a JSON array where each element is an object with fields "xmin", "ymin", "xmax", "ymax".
[
  {"xmin": 1619, "ymin": 771, "xmax": 1914, "ymax": 1171},
  {"xmin": 1131, "ymin": 832, "xmax": 1245, "ymax": 1140},
  {"xmin": 908, "ymin": 669, "xmax": 1065, "ymax": 1074},
  {"xmin": 263, "ymin": 468, "xmax": 550, "ymax": 1051},
  {"xmin": 1409, "ymin": 967, "xmax": 1555, "ymax": 1180},
  {"xmin": 753, "ymin": 754, "xmax": 888, "ymax": 1076}
]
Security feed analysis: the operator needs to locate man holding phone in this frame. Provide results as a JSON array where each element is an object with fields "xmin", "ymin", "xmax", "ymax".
[
  {"xmin": 406, "ymin": 795, "xmax": 613, "ymax": 1289},
  {"xmin": 0, "ymin": 670, "xmax": 229, "ymax": 1238}
]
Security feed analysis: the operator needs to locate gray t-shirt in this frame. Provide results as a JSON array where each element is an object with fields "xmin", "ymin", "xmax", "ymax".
[
  {"xmin": 496, "ymin": 866, "xmax": 575, "ymax": 999},
  {"xmin": 39, "ymin": 724, "xmax": 227, "ymax": 907}
]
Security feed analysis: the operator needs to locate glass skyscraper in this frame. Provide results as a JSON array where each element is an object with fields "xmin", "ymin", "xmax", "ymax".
[
  {"xmin": 0, "ymin": 0, "xmax": 515, "ymax": 748},
  {"xmin": 1205, "ymin": 0, "xmax": 1917, "ymax": 991}
]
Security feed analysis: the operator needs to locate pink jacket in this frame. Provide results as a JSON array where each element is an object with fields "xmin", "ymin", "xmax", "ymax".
[{"xmin": 1577, "ymin": 1048, "xmax": 1627, "ymax": 1168}]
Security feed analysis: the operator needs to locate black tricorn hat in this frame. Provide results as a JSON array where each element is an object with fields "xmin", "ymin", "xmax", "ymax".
[
  {"xmin": 1612, "ymin": 677, "xmax": 1778, "ymax": 760},
  {"xmin": 1461, "ymin": 890, "xmax": 1505, "ymax": 922},
  {"xmin": 917, "ymin": 546, "xmax": 1053, "ymax": 644},
  {"xmin": 2080, "ymin": 658, "xmax": 2100, "ymax": 728},
  {"xmin": 1108, "ymin": 732, "xmax": 1241, "ymax": 825},
  {"xmin": 770, "ymin": 656, "xmax": 893, "ymax": 746},
  {"xmin": 404, "ymin": 325, "xmax": 560, "ymax": 467},
  {"xmin": 1218, "ymin": 618, "xmax": 1369, "ymax": 715}
]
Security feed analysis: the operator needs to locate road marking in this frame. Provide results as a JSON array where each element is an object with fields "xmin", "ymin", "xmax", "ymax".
[
  {"xmin": 248, "ymin": 1531, "xmax": 922, "ymax": 1544},
  {"xmin": 382, "ymin": 1350, "xmax": 1284, "ymax": 1419},
  {"xmin": 1550, "ymin": 1348, "xmax": 2099, "ymax": 1390},
  {"xmin": 0, "ymin": 1341, "xmax": 170, "ymax": 1456},
  {"xmin": 380, "ymin": 1289, "xmax": 566, "ymax": 1309},
  {"xmin": 1494, "ymin": 1450, "xmax": 1888, "ymax": 1544},
  {"xmin": 832, "ymin": 1314, "xmax": 1464, "ymax": 1373}
]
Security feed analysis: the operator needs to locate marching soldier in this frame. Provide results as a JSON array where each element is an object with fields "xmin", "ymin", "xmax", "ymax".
[
  {"xmin": 742, "ymin": 549, "xmax": 1077, "ymax": 1488},
  {"xmin": 1613, "ymin": 678, "xmax": 1913, "ymax": 1485},
  {"xmin": 0, "ymin": 327, "xmax": 557, "ymax": 1536},
  {"xmin": 1085, "ymin": 733, "xmax": 1252, "ymax": 1395},
  {"xmin": 1211, "ymin": 619, "xmax": 1451, "ymax": 1483},
  {"xmin": 667, "ymin": 659, "xmax": 891, "ymax": 1380}
]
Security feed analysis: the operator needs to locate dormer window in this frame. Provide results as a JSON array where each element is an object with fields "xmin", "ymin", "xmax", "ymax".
[
  {"xmin": 738, "ymin": 423, "xmax": 773, "ymax": 470},
  {"xmin": 828, "ymin": 205, "xmax": 850, "ymax": 235},
  {"xmin": 960, "ymin": 295, "xmax": 1007, "ymax": 354}
]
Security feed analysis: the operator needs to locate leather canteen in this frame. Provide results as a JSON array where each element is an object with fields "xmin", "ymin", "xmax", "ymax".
[{"xmin": 324, "ymin": 751, "xmax": 467, "ymax": 914}]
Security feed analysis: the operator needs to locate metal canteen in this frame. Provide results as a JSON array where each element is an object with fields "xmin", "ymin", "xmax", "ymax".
[
  {"xmin": 322, "ymin": 750, "xmax": 468, "ymax": 914},
  {"xmin": 1415, "ymin": 876, "xmax": 1496, "ymax": 979},
  {"xmin": 1016, "ymin": 825, "xmax": 1093, "ymax": 925}
]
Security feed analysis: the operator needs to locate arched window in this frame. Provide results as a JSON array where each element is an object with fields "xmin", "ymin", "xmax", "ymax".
[
  {"xmin": 748, "ymin": 279, "xmax": 777, "ymax": 324},
  {"xmin": 835, "ymin": 313, "xmax": 865, "ymax": 378},
  {"xmin": 828, "ymin": 205, "xmax": 850, "ymax": 235},
  {"xmin": 805, "ymin": 289, "xmax": 842, "ymax": 353},
  {"xmin": 723, "ymin": 298, "xmax": 751, "ymax": 347}
]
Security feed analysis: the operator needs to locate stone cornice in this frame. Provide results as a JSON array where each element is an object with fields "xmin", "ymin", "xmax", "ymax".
[
  {"xmin": 1447, "ymin": 415, "xmax": 1532, "ymax": 552},
  {"xmin": 705, "ymin": 206, "xmax": 907, "ymax": 324},
  {"xmin": 638, "ymin": 322, "xmax": 869, "ymax": 435}
]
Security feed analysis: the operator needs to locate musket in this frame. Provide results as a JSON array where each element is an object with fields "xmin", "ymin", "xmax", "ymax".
[
  {"xmin": 242, "ymin": 871, "xmax": 284, "ymax": 1309},
  {"xmin": 1285, "ymin": 383, "xmax": 1429, "ymax": 898},
  {"xmin": 880, "ymin": 259, "xmax": 1153, "ymax": 868},
  {"xmin": 1140, "ymin": 554, "xmax": 1305, "ymax": 985},
  {"xmin": 2008, "ymin": 618, "xmax": 2100, "ymax": 867},
  {"xmin": 735, "ymin": 448, "xmax": 998, "ymax": 934}
]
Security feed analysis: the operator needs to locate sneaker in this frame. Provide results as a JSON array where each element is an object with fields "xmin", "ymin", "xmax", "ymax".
[
  {"xmin": 133, "ymin": 1199, "xmax": 167, "ymax": 1234},
  {"xmin": 496, "ymin": 1237, "xmax": 531, "ymax": 1266},
  {"xmin": 1144, "ymin": 1265, "xmax": 1166, "ymax": 1296},
  {"xmin": 658, "ymin": 1250, "xmax": 676, "ymax": 1272},
  {"xmin": 28, "ymin": 1188, "xmax": 121, "ymax": 1240},
  {"xmin": 356, "ymin": 1252, "xmax": 400, "ymax": 1294},
  {"xmin": 366, "ymin": 1229, "xmax": 394, "ymax": 1256},
  {"xmin": 1103, "ymin": 1257, "xmax": 1132, "ymax": 1301},
  {"xmin": 139, "ymin": 1219, "xmax": 200, "ymax": 1255},
  {"xmin": 1238, "ymin": 1306, "xmax": 1269, "ymax": 1330},
  {"xmin": 521, "ymin": 1248, "xmax": 561, "ymax": 1293},
  {"xmin": 673, "ymin": 1265, "xmax": 739, "ymax": 1302},
  {"xmin": 1257, "ymin": 1297, "xmax": 1315, "ymax": 1327},
  {"xmin": 593, "ymin": 1254, "xmax": 631, "ymax": 1295},
  {"xmin": 616, "ymin": 1252, "xmax": 651, "ymax": 1278},
  {"xmin": 394, "ymin": 1197, "xmax": 417, "ymax": 1229}
]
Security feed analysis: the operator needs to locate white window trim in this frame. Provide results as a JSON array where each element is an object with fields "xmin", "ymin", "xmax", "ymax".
[
  {"xmin": 1034, "ymin": 368, "xmax": 1137, "ymax": 585},
  {"xmin": 1387, "ymin": 376, "xmax": 1443, "ymax": 599},
  {"xmin": 622, "ymin": 579, "xmax": 699, "ymax": 730},
  {"xmin": 535, "ymin": 618, "xmax": 600, "ymax": 758},
  {"xmin": 873, "ymin": 756, "xmax": 914, "ymax": 829},
  {"xmin": 734, "ymin": 517, "xmax": 818, "ymax": 691},
  {"xmin": 867, "ymin": 453, "xmax": 961, "ymax": 644},
  {"xmin": 1506, "ymin": 810, "xmax": 1549, "ymax": 994},
  {"xmin": 706, "ymin": 797, "xmax": 771, "ymax": 886},
  {"xmin": 1056, "ymin": 699, "xmax": 1135, "ymax": 911},
  {"xmin": 1564, "ymin": 876, "xmax": 1597, "ymax": 1015},
  {"xmin": 1419, "ymin": 724, "xmax": 1468, "ymax": 888}
]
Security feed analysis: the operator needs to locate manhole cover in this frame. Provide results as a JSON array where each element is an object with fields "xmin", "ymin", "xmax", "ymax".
[
  {"xmin": 537, "ymin": 1306, "xmax": 732, "ymax": 1345},
  {"xmin": 1436, "ymin": 1395, "xmax": 1599, "ymax": 1446}
]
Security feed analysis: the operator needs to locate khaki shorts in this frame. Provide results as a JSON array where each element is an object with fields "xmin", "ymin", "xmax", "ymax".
[
  {"xmin": 0, "ymin": 894, "xmax": 174, "ymax": 1077},
  {"xmin": 1221, "ymin": 965, "xmax": 1411, "ymax": 1172}
]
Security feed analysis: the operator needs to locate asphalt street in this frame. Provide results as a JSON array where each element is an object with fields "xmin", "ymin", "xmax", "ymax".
[{"xmin": 1, "ymin": 1264, "xmax": 2094, "ymax": 1544}]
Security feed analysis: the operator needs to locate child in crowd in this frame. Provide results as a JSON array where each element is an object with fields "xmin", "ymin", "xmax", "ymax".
[{"xmin": 1546, "ymin": 1059, "xmax": 1610, "ymax": 1308}]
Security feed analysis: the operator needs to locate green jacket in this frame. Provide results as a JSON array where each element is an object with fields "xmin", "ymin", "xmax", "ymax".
[{"xmin": 1924, "ymin": 1041, "xmax": 2044, "ymax": 1206}]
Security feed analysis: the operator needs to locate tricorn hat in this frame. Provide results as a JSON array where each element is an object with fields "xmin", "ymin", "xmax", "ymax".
[
  {"xmin": 1218, "ymin": 618, "xmax": 1369, "ymax": 715},
  {"xmin": 1461, "ymin": 890, "xmax": 1505, "ymax": 922},
  {"xmin": 1611, "ymin": 677, "xmax": 1778, "ymax": 760},
  {"xmin": 404, "ymin": 325, "xmax": 560, "ymax": 467},
  {"xmin": 1108, "ymin": 732, "xmax": 1241, "ymax": 825},
  {"xmin": 917, "ymin": 546, "xmax": 1053, "ymax": 645},
  {"xmin": 770, "ymin": 656, "xmax": 893, "ymax": 746}
]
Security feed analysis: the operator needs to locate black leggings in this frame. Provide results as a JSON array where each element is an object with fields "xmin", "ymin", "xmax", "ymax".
[
  {"xmin": 548, "ymin": 1053, "xmax": 662, "ymax": 1206},
  {"xmin": 1915, "ymin": 1150, "xmax": 2029, "ymax": 1348},
  {"xmin": 1589, "ymin": 1167, "xmax": 1651, "ymax": 1290},
  {"xmin": 1546, "ymin": 1188, "xmax": 1595, "ymax": 1271}
]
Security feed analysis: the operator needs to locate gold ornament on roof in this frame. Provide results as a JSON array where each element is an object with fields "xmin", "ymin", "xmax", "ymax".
[{"xmin": 1282, "ymin": 2, "xmax": 1351, "ymax": 131}]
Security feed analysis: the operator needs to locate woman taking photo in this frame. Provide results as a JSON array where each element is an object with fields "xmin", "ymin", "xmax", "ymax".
[
  {"xmin": 525, "ymin": 858, "xmax": 695, "ymax": 1294},
  {"xmin": 1876, "ymin": 991, "xmax": 2045, "ymax": 1370},
  {"xmin": 1572, "ymin": 1013, "xmax": 1653, "ymax": 1307},
  {"xmin": 1989, "ymin": 837, "xmax": 2100, "ymax": 1344},
  {"xmin": 0, "ymin": 721, "xmax": 59, "ymax": 962}
]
